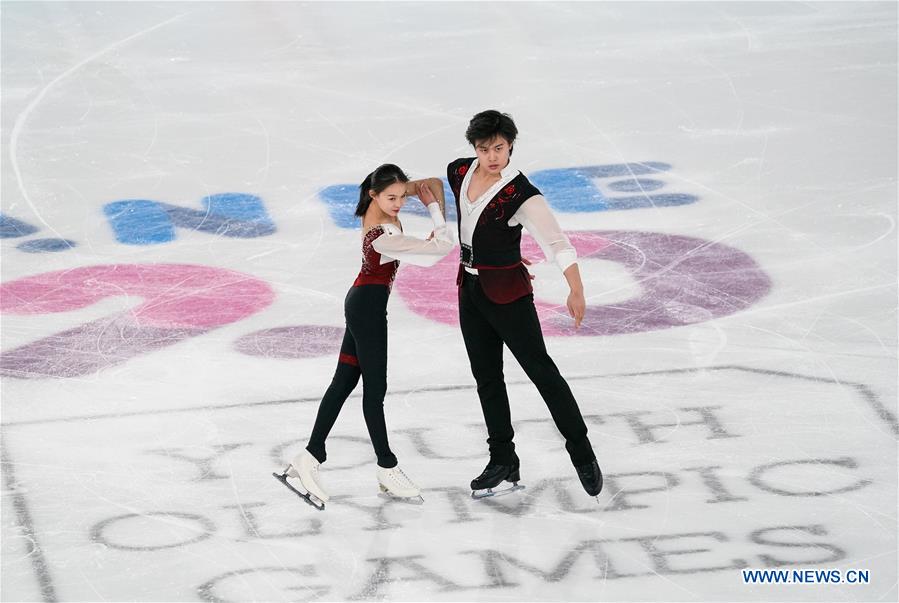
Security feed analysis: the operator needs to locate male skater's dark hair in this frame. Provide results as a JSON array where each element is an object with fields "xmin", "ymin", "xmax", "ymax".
[
  {"xmin": 465, "ymin": 110, "xmax": 518, "ymax": 154},
  {"xmin": 355, "ymin": 163, "xmax": 409, "ymax": 217}
]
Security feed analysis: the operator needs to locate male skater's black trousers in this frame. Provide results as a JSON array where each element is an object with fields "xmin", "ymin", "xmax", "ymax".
[
  {"xmin": 459, "ymin": 270, "xmax": 595, "ymax": 466},
  {"xmin": 306, "ymin": 284, "xmax": 398, "ymax": 469}
]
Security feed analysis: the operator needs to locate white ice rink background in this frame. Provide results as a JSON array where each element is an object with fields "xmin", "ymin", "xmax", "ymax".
[{"xmin": 1, "ymin": 2, "xmax": 896, "ymax": 601}]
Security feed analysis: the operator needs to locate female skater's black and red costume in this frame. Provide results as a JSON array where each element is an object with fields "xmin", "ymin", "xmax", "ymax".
[{"xmin": 306, "ymin": 204, "xmax": 453, "ymax": 468}]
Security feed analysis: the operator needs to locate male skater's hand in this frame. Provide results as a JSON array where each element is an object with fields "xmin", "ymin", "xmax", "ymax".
[
  {"xmin": 567, "ymin": 289, "xmax": 586, "ymax": 329},
  {"xmin": 417, "ymin": 182, "xmax": 437, "ymax": 206},
  {"xmin": 562, "ymin": 263, "xmax": 586, "ymax": 328}
]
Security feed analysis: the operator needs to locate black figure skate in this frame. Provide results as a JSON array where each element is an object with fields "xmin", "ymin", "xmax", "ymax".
[
  {"xmin": 470, "ymin": 453, "xmax": 525, "ymax": 499},
  {"xmin": 575, "ymin": 458, "xmax": 603, "ymax": 501}
]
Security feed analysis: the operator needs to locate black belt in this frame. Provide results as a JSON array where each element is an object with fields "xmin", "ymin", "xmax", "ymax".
[{"xmin": 460, "ymin": 243, "xmax": 520, "ymax": 269}]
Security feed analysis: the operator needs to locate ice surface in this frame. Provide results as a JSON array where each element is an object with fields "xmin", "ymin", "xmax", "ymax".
[{"xmin": 1, "ymin": 2, "xmax": 896, "ymax": 601}]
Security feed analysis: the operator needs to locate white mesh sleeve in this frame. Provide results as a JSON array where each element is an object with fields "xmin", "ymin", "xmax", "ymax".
[
  {"xmin": 371, "ymin": 204, "xmax": 455, "ymax": 267},
  {"xmin": 509, "ymin": 195, "xmax": 577, "ymax": 272}
]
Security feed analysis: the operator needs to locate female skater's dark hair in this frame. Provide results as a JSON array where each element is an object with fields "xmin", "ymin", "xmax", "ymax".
[
  {"xmin": 354, "ymin": 163, "xmax": 410, "ymax": 217},
  {"xmin": 465, "ymin": 110, "xmax": 518, "ymax": 154}
]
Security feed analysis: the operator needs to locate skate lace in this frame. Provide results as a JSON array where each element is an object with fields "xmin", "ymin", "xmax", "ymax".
[
  {"xmin": 388, "ymin": 467, "xmax": 415, "ymax": 488},
  {"xmin": 479, "ymin": 460, "xmax": 506, "ymax": 478},
  {"xmin": 576, "ymin": 461, "xmax": 596, "ymax": 479},
  {"xmin": 301, "ymin": 456, "xmax": 321, "ymax": 477}
]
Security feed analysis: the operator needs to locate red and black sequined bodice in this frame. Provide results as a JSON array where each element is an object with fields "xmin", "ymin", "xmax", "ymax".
[{"xmin": 352, "ymin": 225, "xmax": 399, "ymax": 289}]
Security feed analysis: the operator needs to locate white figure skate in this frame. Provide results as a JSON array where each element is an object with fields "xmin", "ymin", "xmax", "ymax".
[
  {"xmin": 377, "ymin": 466, "xmax": 424, "ymax": 504},
  {"xmin": 273, "ymin": 450, "xmax": 329, "ymax": 511}
]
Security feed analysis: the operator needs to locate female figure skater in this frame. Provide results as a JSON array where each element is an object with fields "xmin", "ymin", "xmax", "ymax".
[{"xmin": 275, "ymin": 164, "xmax": 454, "ymax": 510}]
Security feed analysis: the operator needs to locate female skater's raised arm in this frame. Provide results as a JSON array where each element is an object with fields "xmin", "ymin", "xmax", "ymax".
[
  {"xmin": 406, "ymin": 177, "xmax": 446, "ymax": 216},
  {"xmin": 372, "ymin": 183, "xmax": 454, "ymax": 267}
]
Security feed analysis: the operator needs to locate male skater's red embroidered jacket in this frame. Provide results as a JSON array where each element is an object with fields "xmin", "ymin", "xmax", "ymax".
[
  {"xmin": 447, "ymin": 157, "xmax": 577, "ymax": 303},
  {"xmin": 353, "ymin": 202, "xmax": 454, "ymax": 289}
]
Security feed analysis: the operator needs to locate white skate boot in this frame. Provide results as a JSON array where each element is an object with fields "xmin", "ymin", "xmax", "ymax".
[
  {"xmin": 376, "ymin": 466, "xmax": 424, "ymax": 504},
  {"xmin": 272, "ymin": 450, "xmax": 329, "ymax": 511}
]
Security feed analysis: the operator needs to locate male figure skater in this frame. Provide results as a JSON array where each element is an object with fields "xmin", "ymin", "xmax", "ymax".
[{"xmin": 446, "ymin": 109, "xmax": 603, "ymax": 499}]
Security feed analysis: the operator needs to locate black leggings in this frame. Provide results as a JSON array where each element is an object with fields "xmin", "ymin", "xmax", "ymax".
[
  {"xmin": 459, "ymin": 271, "xmax": 595, "ymax": 466},
  {"xmin": 306, "ymin": 285, "xmax": 398, "ymax": 469}
]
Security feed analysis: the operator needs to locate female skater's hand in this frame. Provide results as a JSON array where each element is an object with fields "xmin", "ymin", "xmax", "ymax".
[
  {"xmin": 417, "ymin": 182, "xmax": 437, "ymax": 206},
  {"xmin": 521, "ymin": 256, "xmax": 536, "ymax": 280},
  {"xmin": 567, "ymin": 289, "xmax": 586, "ymax": 329}
]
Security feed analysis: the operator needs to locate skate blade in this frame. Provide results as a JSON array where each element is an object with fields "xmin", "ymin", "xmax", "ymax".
[
  {"xmin": 471, "ymin": 481, "xmax": 525, "ymax": 500},
  {"xmin": 272, "ymin": 472, "xmax": 325, "ymax": 511},
  {"xmin": 378, "ymin": 485, "xmax": 424, "ymax": 504}
]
